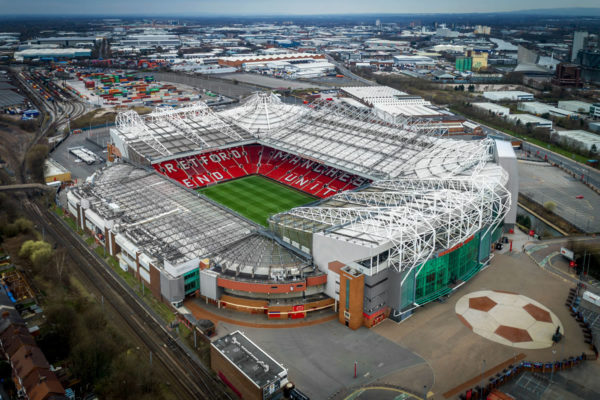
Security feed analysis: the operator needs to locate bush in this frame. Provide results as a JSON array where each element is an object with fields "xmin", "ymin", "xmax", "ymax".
[{"xmin": 544, "ymin": 201, "xmax": 557, "ymax": 212}]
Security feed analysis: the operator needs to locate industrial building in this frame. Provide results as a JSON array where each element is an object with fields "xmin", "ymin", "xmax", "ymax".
[
  {"xmin": 240, "ymin": 58, "xmax": 335, "ymax": 79},
  {"xmin": 552, "ymin": 130, "xmax": 600, "ymax": 152},
  {"xmin": 211, "ymin": 331, "xmax": 288, "ymax": 400},
  {"xmin": 43, "ymin": 158, "xmax": 71, "ymax": 185},
  {"xmin": 558, "ymin": 100, "xmax": 593, "ymax": 115},
  {"xmin": 120, "ymin": 35, "xmax": 181, "ymax": 48},
  {"xmin": 341, "ymin": 86, "xmax": 442, "ymax": 120},
  {"xmin": 473, "ymin": 103, "xmax": 510, "ymax": 116},
  {"xmin": 13, "ymin": 48, "xmax": 91, "ymax": 61},
  {"xmin": 507, "ymin": 113, "xmax": 553, "ymax": 130},
  {"xmin": 591, "ymin": 103, "xmax": 600, "ymax": 119},
  {"xmin": 218, "ymin": 53, "xmax": 325, "ymax": 68},
  {"xmin": 483, "ymin": 91, "xmax": 534, "ymax": 102},
  {"xmin": 65, "ymin": 91, "xmax": 514, "ymax": 326},
  {"xmin": 517, "ymin": 101, "xmax": 579, "ymax": 118},
  {"xmin": 393, "ymin": 55, "xmax": 436, "ymax": 69}
]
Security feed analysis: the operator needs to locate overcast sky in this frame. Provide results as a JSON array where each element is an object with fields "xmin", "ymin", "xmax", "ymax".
[{"xmin": 1, "ymin": 0, "xmax": 599, "ymax": 16}]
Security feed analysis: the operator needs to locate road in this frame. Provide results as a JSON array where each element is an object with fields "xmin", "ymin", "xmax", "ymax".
[
  {"xmin": 324, "ymin": 54, "xmax": 375, "ymax": 86},
  {"xmin": 525, "ymin": 236, "xmax": 600, "ymax": 295},
  {"xmin": 24, "ymin": 199, "xmax": 232, "ymax": 400}
]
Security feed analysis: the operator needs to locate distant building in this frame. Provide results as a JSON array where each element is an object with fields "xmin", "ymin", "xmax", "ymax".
[
  {"xmin": 553, "ymin": 130, "xmax": 600, "ymax": 153},
  {"xmin": 211, "ymin": 331, "xmax": 288, "ymax": 400},
  {"xmin": 591, "ymin": 103, "xmax": 600, "ymax": 119},
  {"xmin": 474, "ymin": 25, "xmax": 491, "ymax": 35},
  {"xmin": 393, "ymin": 55, "xmax": 436, "ymax": 69},
  {"xmin": 457, "ymin": 50, "xmax": 488, "ymax": 71},
  {"xmin": 517, "ymin": 101, "xmax": 578, "ymax": 118},
  {"xmin": 13, "ymin": 48, "xmax": 91, "ymax": 61},
  {"xmin": 558, "ymin": 100, "xmax": 592, "ymax": 115},
  {"xmin": 507, "ymin": 114, "xmax": 552, "ymax": 130},
  {"xmin": 552, "ymin": 63, "xmax": 583, "ymax": 87},
  {"xmin": 483, "ymin": 91, "xmax": 534, "ymax": 102},
  {"xmin": 576, "ymin": 50, "xmax": 600, "ymax": 84},
  {"xmin": 455, "ymin": 56, "xmax": 472, "ymax": 72},
  {"xmin": 33, "ymin": 36, "xmax": 98, "ymax": 47},
  {"xmin": 572, "ymin": 31, "xmax": 589, "ymax": 62},
  {"xmin": 473, "ymin": 102, "xmax": 510, "ymax": 116},
  {"xmin": 218, "ymin": 53, "xmax": 325, "ymax": 68}
]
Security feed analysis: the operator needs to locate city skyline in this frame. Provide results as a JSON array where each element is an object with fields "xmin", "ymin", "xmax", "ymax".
[{"xmin": 2, "ymin": 0, "xmax": 600, "ymax": 16}]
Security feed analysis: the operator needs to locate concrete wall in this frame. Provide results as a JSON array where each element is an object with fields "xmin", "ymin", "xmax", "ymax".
[
  {"xmin": 495, "ymin": 140, "xmax": 518, "ymax": 227},
  {"xmin": 313, "ymin": 232, "xmax": 387, "ymax": 276}
]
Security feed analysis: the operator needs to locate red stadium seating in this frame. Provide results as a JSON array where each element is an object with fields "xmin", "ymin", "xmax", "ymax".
[{"xmin": 152, "ymin": 144, "xmax": 370, "ymax": 198}]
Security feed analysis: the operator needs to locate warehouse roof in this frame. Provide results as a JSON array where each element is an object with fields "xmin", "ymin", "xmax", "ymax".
[
  {"xmin": 212, "ymin": 330, "xmax": 287, "ymax": 389},
  {"xmin": 0, "ymin": 89, "xmax": 26, "ymax": 107},
  {"xmin": 553, "ymin": 130, "xmax": 600, "ymax": 149},
  {"xmin": 341, "ymin": 85, "xmax": 408, "ymax": 101}
]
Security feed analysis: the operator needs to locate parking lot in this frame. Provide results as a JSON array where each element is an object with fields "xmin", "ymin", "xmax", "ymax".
[
  {"xmin": 215, "ymin": 320, "xmax": 427, "ymax": 400},
  {"xmin": 518, "ymin": 160, "xmax": 600, "ymax": 233}
]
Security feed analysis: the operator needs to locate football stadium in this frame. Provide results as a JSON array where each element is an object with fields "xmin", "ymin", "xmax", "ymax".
[{"xmin": 65, "ymin": 92, "xmax": 516, "ymax": 328}]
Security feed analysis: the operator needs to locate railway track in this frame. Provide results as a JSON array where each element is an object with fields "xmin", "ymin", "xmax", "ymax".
[{"xmin": 24, "ymin": 200, "xmax": 232, "ymax": 400}]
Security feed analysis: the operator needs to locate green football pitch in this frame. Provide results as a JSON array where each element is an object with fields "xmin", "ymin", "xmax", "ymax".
[{"xmin": 197, "ymin": 175, "xmax": 316, "ymax": 227}]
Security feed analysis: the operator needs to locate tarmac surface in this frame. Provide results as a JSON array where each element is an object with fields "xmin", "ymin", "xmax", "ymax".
[
  {"xmin": 183, "ymin": 231, "xmax": 599, "ymax": 399},
  {"xmin": 49, "ymin": 128, "xmax": 108, "ymax": 181},
  {"xmin": 152, "ymin": 71, "xmax": 256, "ymax": 98},
  {"xmin": 372, "ymin": 242, "xmax": 591, "ymax": 399},
  {"xmin": 219, "ymin": 73, "xmax": 329, "ymax": 90},
  {"xmin": 518, "ymin": 160, "xmax": 600, "ymax": 233},
  {"xmin": 217, "ymin": 319, "xmax": 426, "ymax": 400}
]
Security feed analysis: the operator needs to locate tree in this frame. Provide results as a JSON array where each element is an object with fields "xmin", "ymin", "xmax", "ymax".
[
  {"xmin": 468, "ymin": 84, "xmax": 475, "ymax": 92},
  {"xmin": 19, "ymin": 240, "xmax": 51, "ymax": 259},
  {"xmin": 31, "ymin": 247, "xmax": 53, "ymax": 269},
  {"xmin": 25, "ymin": 144, "xmax": 48, "ymax": 182},
  {"xmin": 54, "ymin": 249, "xmax": 68, "ymax": 284},
  {"xmin": 96, "ymin": 353, "xmax": 164, "ymax": 400}
]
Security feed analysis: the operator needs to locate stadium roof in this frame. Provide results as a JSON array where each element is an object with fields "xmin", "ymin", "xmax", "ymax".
[
  {"xmin": 110, "ymin": 93, "xmax": 512, "ymax": 279},
  {"xmin": 71, "ymin": 164, "xmax": 256, "ymax": 268},
  {"xmin": 113, "ymin": 93, "xmax": 449, "ymax": 180},
  {"xmin": 219, "ymin": 92, "xmax": 305, "ymax": 138},
  {"xmin": 115, "ymin": 102, "xmax": 253, "ymax": 160},
  {"xmin": 271, "ymin": 162, "xmax": 510, "ymax": 278}
]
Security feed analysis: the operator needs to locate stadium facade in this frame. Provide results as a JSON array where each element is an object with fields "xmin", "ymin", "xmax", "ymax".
[{"xmin": 65, "ymin": 92, "xmax": 515, "ymax": 328}]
